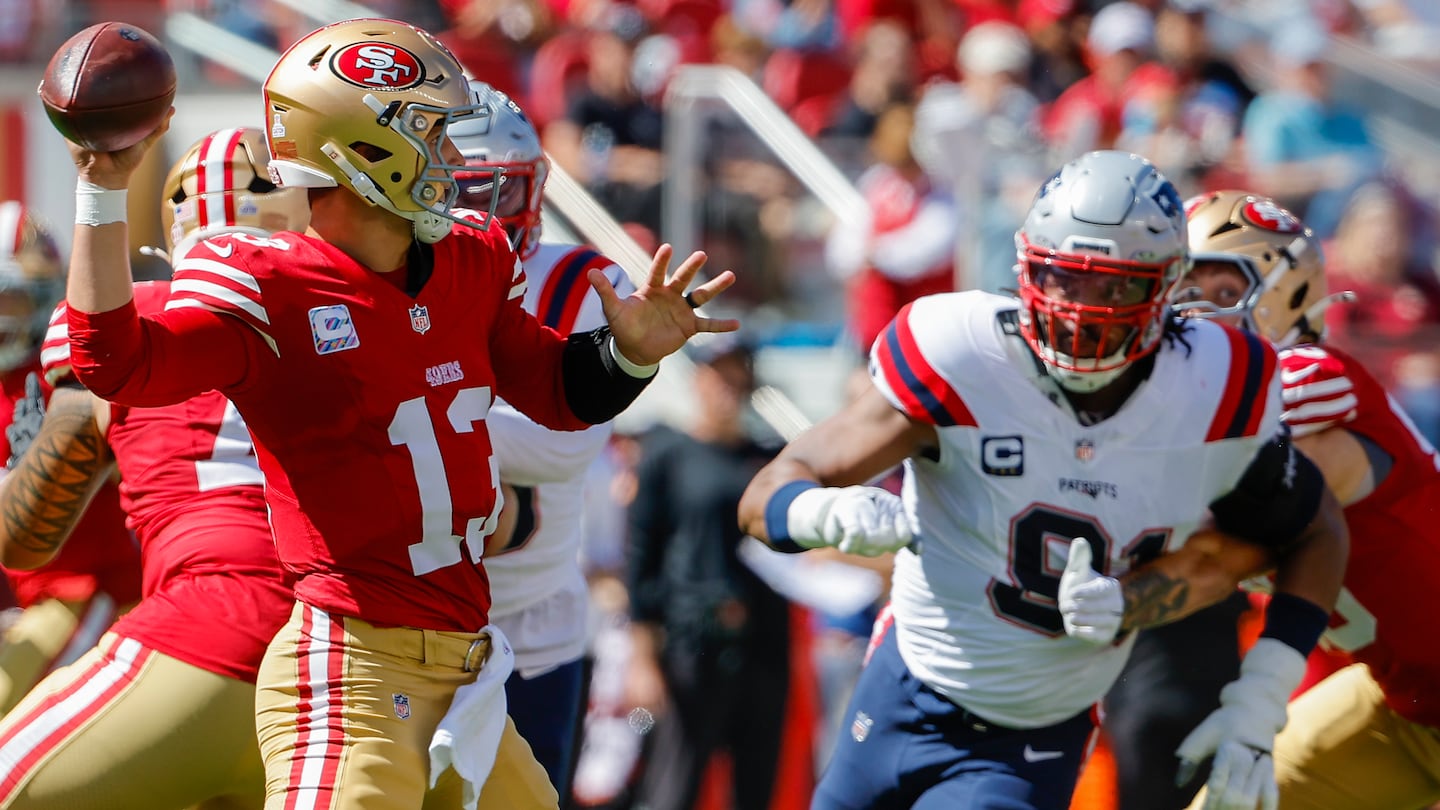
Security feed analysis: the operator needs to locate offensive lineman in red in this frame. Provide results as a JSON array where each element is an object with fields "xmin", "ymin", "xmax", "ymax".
[
  {"xmin": 1180, "ymin": 190, "xmax": 1440, "ymax": 810},
  {"xmin": 0, "ymin": 127, "xmax": 306, "ymax": 809},
  {"xmin": 0, "ymin": 201, "xmax": 139, "ymax": 715},
  {"xmin": 54, "ymin": 18, "xmax": 737, "ymax": 810}
]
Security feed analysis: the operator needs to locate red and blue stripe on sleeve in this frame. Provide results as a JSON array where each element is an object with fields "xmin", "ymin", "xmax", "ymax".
[
  {"xmin": 874, "ymin": 305, "xmax": 977, "ymax": 428},
  {"xmin": 535, "ymin": 248, "xmax": 610, "ymax": 335},
  {"xmin": 1206, "ymin": 326, "xmax": 1278, "ymax": 442}
]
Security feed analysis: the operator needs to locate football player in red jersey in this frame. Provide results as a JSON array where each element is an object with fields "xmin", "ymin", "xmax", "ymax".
[
  {"xmin": 0, "ymin": 201, "xmax": 139, "ymax": 716},
  {"xmin": 0, "ymin": 127, "xmax": 305, "ymax": 810},
  {"xmin": 55, "ymin": 17, "xmax": 736, "ymax": 810},
  {"xmin": 1179, "ymin": 190, "xmax": 1440, "ymax": 810}
]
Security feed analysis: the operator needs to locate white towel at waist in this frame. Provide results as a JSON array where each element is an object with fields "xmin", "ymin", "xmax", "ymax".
[{"xmin": 428, "ymin": 625, "xmax": 515, "ymax": 810}]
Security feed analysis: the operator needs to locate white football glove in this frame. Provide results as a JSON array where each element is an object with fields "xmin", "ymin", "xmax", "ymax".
[
  {"xmin": 1058, "ymin": 538, "xmax": 1123, "ymax": 645},
  {"xmin": 1175, "ymin": 638, "xmax": 1306, "ymax": 810},
  {"xmin": 6, "ymin": 372, "xmax": 45, "ymax": 469},
  {"xmin": 785, "ymin": 485, "xmax": 913, "ymax": 557}
]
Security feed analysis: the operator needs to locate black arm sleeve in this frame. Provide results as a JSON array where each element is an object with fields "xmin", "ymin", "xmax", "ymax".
[
  {"xmin": 1208, "ymin": 427, "xmax": 1324, "ymax": 552},
  {"xmin": 560, "ymin": 326, "xmax": 654, "ymax": 424}
]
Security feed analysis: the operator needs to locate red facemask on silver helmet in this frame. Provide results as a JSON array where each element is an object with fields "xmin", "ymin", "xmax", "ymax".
[
  {"xmin": 447, "ymin": 82, "xmax": 548, "ymax": 259},
  {"xmin": 1015, "ymin": 150, "xmax": 1189, "ymax": 393}
]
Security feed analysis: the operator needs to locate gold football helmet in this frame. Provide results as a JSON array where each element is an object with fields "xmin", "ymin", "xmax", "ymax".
[
  {"xmin": 1181, "ymin": 190, "xmax": 1350, "ymax": 347},
  {"xmin": 0, "ymin": 202, "xmax": 63, "ymax": 371},
  {"xmin": 161, "ymin": 127, "xmax": 310, "ymax": 259},
  {"xmin": 261, "ymin": 18, "xmax": 495, "ymax": 243}
]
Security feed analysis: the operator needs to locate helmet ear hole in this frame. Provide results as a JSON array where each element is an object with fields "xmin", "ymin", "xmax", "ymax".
[
  {"xmin": 1289, "ymin": 282, "xmax": 1310, "ymax": 310},
  {"xmin": 350, "ymin": 142, "xmax": 392, "ymax": 163}
]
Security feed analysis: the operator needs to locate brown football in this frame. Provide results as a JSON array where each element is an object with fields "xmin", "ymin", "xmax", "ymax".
[{"xmin": 38, "ymin": 22, "xmax": 176, "ymax": 152}]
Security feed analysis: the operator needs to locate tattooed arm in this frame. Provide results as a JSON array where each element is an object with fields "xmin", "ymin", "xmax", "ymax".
[
  {"xmin": 1117, "ymin": 480, "xmax": 1348, "ymax": 633},
  {"xmin": 1117, "ymin": 528, "xmax": 1271, "ymax": 632},
  {"xmin": 0, "ymin": 386, "xmax": 114, "ymax": 570}
]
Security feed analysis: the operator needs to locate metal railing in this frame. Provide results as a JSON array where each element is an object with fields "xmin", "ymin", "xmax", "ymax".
[{"xmin": 661, "ymin": 64, "xmax": 869, "ymax": 256}]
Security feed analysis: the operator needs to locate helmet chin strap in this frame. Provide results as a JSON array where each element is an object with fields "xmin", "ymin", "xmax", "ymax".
[{"xmin": 322, "ymin": 144, "xmax": 452, "ymax": 245}]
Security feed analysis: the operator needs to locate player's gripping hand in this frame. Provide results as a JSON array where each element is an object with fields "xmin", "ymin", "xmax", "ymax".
[
  {"xmin": 66, "ymin": 111, "xmax": 172, "ymax": 189},
  {"xmin": 1058, "ymin": 538, "xmax": 1123, "ymax": 644},
  {"xmin": 786, "ymin": 485, "xmax": 912, "ymax": 556},
  {"xmin": 1175, "ymin": 638, "xmax": 1305, "ymax": 810}
]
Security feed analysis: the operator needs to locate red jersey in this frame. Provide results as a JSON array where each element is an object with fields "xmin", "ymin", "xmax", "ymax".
[
  {"xmin": 0, "ymin": 362, "xmax": 138, "ymax": 608},
  {"xmin": 67, "ymin": 226, "xmax": 588, "ymax": 632},
  {"xmin": 43, "ymin": 282, "xmax": 292, "ymax": 682},
  {"xmin": 1280, "ymin": 343, "xmax": 1440, "ymax": 726}
]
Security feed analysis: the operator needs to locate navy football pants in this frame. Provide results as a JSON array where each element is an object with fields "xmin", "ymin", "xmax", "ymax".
[{"xmin": 812, "ymin": 625, "xmax": 1096, "ymax": 810}]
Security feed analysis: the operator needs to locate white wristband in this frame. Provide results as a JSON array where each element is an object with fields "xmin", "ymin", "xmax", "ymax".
[
  {"xmin": 608, "ymin": 336, "xmax": 658, "ymax": 378},
  {"xmin": 75, "ymin": 179, "xmax": 127, "ymax": 227}
]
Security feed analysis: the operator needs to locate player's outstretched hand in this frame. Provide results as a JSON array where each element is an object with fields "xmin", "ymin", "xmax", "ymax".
[
  {"xmin": 1058, "ymin": 538, "xmax": 1123, "ymax": 644},
  {"xmin": 65, "ymin": 109, "xmax": 173, "ymax": 189},
  {"xmin": 591, "ymin": 243, "xmax": 739, "ymax": 367}
]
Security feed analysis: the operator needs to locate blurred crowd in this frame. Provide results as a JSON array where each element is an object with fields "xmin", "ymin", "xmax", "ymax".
[
  {"xmin": 3, "ymin": 1, "xmax": 1440, "ymax": 809},
  {"xmin": 10, "ymin": 2, "xmax": 1440, "ymax": 440}
]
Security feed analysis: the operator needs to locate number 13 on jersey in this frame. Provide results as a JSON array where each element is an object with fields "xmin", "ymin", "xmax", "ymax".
[{"xmin": 388, "ymin": 386, "xmax": 505, "ymax": 576}]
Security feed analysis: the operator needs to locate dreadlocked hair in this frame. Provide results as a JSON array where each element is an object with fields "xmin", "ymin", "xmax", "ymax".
[{"xmin": 1161, "ymin": 310, "xmax": 1195, "ymax": 357}]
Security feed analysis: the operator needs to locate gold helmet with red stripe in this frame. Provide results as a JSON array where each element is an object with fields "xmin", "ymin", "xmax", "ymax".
[
  {"xmin": 1181, "ymin": 190, "xmax": 1349, "ymax": 347},
  {"xmin": 261, "ymin": 18, "xmax": 494, "ymax": 244},
  {"xmin": 0, "ymin": 201, "xmax": 62, "ymax": 371},
  {"xmin": 162, "ymin": 127, "xmax": 310, "ymax": 260}
]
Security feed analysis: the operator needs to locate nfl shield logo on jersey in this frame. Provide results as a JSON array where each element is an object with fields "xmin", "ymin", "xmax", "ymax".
[
  {"xmin": 409, "ymin": 304, "xmax": 431, "ymax": 335},
  {"xmin": 851, "ymin": 711, "xmax": 873, "ymax": 742},
  {"xmin": 1075, "ymin": 439, "xmax": 1095, "ymax": 462},
  {"xmin": 393, "ymin": 692, "xmax": 411, "ymax": 720}
]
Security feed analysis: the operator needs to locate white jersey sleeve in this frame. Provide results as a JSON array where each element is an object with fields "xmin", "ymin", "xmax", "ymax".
[
  {"xmin": 868, "ymin": 292, "xmax": 1282, "ymax": 728},
  {"xmin": 486, "ymin": 243, "xmax": 633, "ymax": 667}
]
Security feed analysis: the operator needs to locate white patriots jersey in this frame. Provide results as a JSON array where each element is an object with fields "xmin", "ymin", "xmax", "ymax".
[
  {"xmin": 871, "ymin": 291, "xmax": 1283, "ymax": 728},
  {"xmin": 486, "ymin": 243, "xmax": 632, "ymax": 671}
]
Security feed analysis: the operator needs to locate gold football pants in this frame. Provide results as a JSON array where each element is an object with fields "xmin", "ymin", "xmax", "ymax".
[{"xmin": 255, "ymin": 602, "xmax": 556, "ymax": 810}]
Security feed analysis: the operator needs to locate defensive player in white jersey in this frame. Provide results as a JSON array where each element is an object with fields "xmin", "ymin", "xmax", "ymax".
[
  {"xmin": 447, "ymin": 84, "xmax": 633, "ymax": 794},
  {"xmin": 738, "ymin": 150, "xmax": 1348, "ymax": 810}
]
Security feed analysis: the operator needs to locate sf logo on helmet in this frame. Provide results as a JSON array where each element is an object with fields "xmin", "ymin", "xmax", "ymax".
[
  {"xmin": 1242, "ymin": 199, "xmax": 1303, "ymax": 234},
  {"xmin": 331, "ymin": 42, "xmax": 425, "ymax": 90}
]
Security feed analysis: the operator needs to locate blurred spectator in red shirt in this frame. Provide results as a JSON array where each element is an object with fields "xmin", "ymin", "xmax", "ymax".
[
  {"xmin": 1323, "ymin": 183, "xmax": 1440, "ymax": 439},
  {"xmin": 835, "ymin": 0, "xmax": 963, "ymax": 80},
  {"xmin": 1041, "ymin": 1, "xmax": 1175, "ymax": 157},
  {"xmin": 438, "ymin": 0, "xmax": 555, "ymax": 102},
  {"xmin": 0, "ymin": 0, "xmax": 41, "ymax": 62},
  {"xmin": 826, "ymin": 102, "xmax": 959, "ymax": 352}
]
